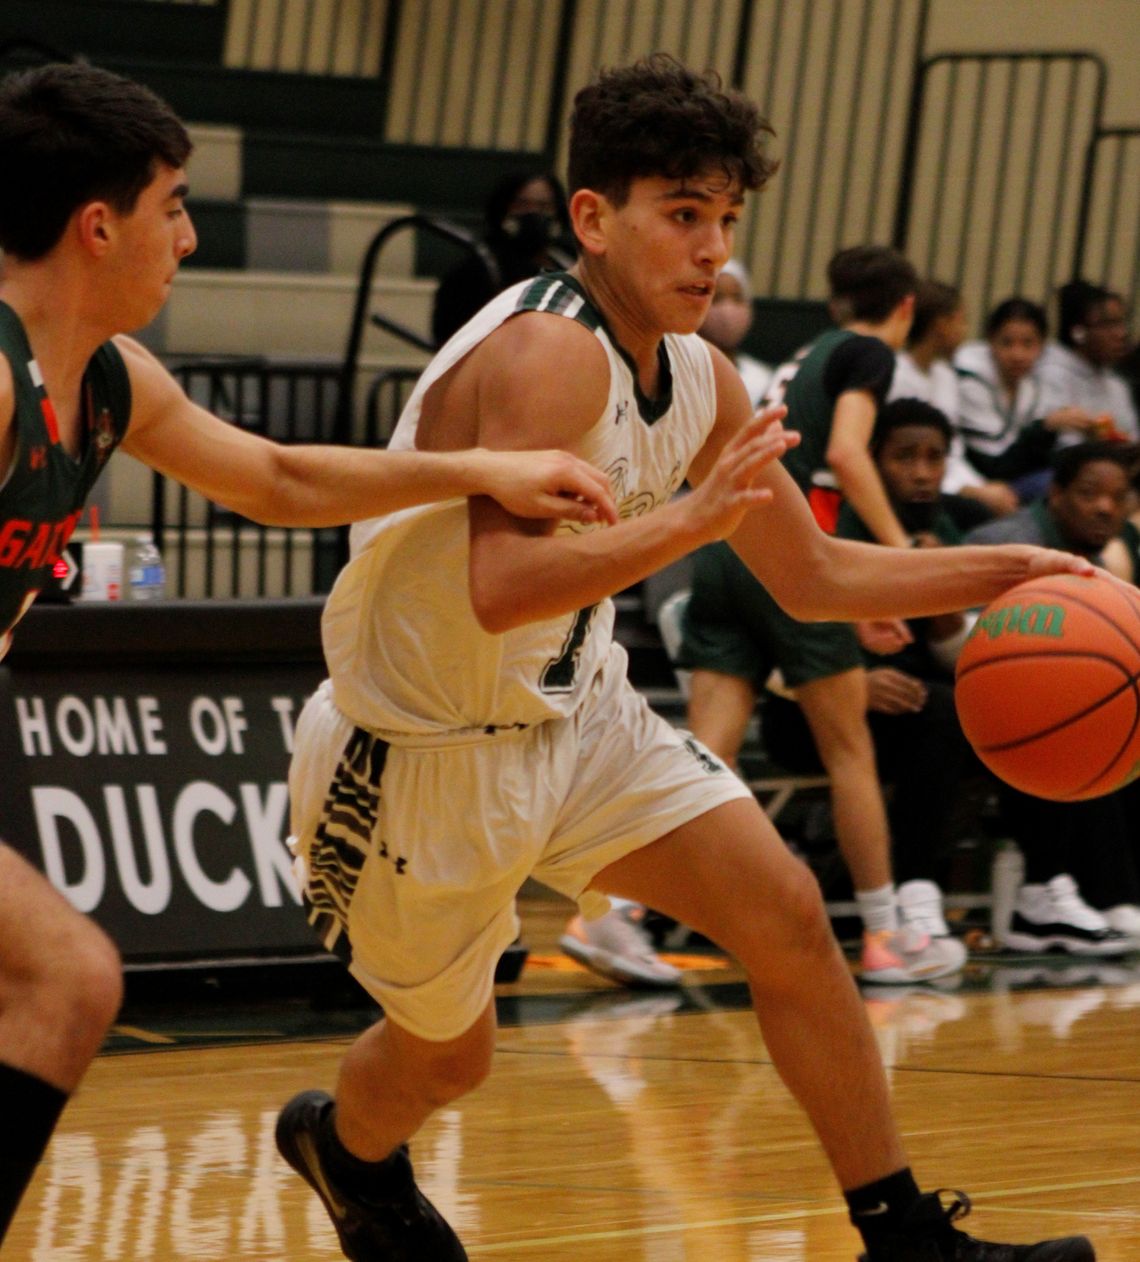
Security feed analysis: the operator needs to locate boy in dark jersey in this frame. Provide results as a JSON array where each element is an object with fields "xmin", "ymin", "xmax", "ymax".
[
  {"xmin": 683, "ymin": 247, "xmax": 969, "ymax": 983},
  {"xmin": 0, "ymin": 61, "xmax": 617, "ymax": 1246}
]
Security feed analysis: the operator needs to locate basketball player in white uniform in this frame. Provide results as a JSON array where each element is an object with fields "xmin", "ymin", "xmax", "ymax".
[{"xmin": 276, "ymin": 56, "xmax": 1097, "ymax": 1262}]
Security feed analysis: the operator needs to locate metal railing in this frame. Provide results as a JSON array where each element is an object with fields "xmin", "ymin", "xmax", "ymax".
[
  {"xmin": 893, "ymin": 50, "xmax": 1108, "ymax": 317},
  {"xmin": 336, "ymin": 213, "xmax": 484, "ymax": 438},
  {"xmin": 363, "ymin": 368, "xmax": 421, "ymax": 450},
  {"xmin": 1076, "ymin": 126, "xmax": 1140, "ymax": 310},
  {"xmin": 156, "ymin": 357, "xmax": 346, "ymax": 598}
]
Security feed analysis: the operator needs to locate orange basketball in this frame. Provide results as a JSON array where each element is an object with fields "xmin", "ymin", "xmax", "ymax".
[{"xmin": 955, "ymin": 573, "xmax": 1140, "ymax": 801}]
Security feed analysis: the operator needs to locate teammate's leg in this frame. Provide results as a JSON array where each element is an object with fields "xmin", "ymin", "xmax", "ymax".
[
  {"xmin": 590, "ymin": 800, "xmax": 1094, "ymax": 1261},
  {"xmin": 0, "ymin": 843, "xmax": 122, "ymax": 1244}
]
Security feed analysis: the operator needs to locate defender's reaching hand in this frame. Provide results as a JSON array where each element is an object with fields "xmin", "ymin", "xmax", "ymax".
[{"xmin": 472, "ymin": 448, "xmax": 619, "ymax": 525}]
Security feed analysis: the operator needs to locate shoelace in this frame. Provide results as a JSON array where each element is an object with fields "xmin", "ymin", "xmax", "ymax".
[{"xmin": 931, "ymin": 1188, "xmax": 971, "ymax": 1222}]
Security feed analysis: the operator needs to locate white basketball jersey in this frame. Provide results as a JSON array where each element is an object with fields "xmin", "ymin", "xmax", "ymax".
[{"xmin": 321, "ymin": 272, "xmax": 718, "ymax": 741}]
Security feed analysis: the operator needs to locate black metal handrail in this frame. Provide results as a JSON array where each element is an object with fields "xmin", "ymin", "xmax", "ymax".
[
  {"xmin": 363, "ymin": 368, "xmax": 423, "ymax": 451},
  {"xmin": 156, "ymin": 356, "xmax": 345, "ymax": 597},
  {"xmin": 335, "ymin": 213, "xmax": 494, "ymax": 441},
  {"xmin": 893, "ymin": 50, "xmax": 1109, "ymax": 313}
]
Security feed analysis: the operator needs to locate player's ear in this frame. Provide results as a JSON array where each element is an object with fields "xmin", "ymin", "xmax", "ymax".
[
  {"xmin": 570, "ymin": 189, "xmax": 607, "ymax": 257},
  {"xmin": 1071, "ymin": 325, "xmax": 1087, "ymax": 344},
  {"xmin": 76, "ymin": 201, "xmax": 114, "ymax": 255}
]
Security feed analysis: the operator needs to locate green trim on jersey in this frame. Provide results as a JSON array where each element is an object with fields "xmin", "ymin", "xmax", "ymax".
[
  {"xmin": 515, "ymin": 273, "xmax": 602, "ymax": 332},
  {"xmin": 517, "ymin": 272, "xmax": 675, "ymax": 424}
]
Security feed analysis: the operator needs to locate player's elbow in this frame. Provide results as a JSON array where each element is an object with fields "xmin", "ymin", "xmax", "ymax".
[
  {"xmin": 825, "ymin": 443, "xmax": 860, "ymax": 485},
  {"xmin": 469, "ymin": 580, "xmax": 527, "ymax": 634}
]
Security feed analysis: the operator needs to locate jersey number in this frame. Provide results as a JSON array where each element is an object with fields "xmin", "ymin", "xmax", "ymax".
[{"xmin": 540, "ymin": 605, "xmax": 598, "ymax": 693}]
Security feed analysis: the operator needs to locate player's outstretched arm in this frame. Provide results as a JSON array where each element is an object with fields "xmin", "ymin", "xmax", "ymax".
[
  {"xmin": 730, "ymin": 476, "xmax": 1095, "ymax": 624},
  {"xmin": 466, "ymin": 321, "xmax": 793, "ymax": 633},
  {"xmin": 701, "ymin": 355, "xmax": 1097, "ymax": 622},
  {"xmin": 115, "ymin": 338, "xmax": 617, "ymax": 526}
]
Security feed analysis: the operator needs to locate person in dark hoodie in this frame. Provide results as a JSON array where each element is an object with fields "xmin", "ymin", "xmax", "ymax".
[{"xmin": 431, "ymin": 170, "xmax": 574, "ymax": 346}]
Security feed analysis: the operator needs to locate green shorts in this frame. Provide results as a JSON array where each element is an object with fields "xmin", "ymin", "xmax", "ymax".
[{"xmin": 679, "ymin": 541, "xmax": 861, "ymax": 689}]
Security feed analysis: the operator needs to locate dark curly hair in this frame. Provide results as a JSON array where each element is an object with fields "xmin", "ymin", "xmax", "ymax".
[
  {"xmin": 567, "ymin": 54, "xmax": 777, "ymax": 206},
  {"xmin": 0, "ymin": 62, "xmax": 191, "ymax": 260},
  {"xmin": 871, "ymin": 397, "xmax": 952, "ymax": 454}
]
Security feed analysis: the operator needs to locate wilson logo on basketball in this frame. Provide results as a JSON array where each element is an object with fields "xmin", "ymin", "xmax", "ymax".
[{"xmin": 968, "ymin": 602, "xmax": 1066, "ymax": 641}]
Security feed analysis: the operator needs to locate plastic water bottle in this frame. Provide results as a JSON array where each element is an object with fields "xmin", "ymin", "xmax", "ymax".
[
  {"xmin": 128, "ymin": 533, "xmax": 165, "ymax": 601},
  {"xmin": 990, "ymin": 841, "xmax": 1025, "ymax": 943}
]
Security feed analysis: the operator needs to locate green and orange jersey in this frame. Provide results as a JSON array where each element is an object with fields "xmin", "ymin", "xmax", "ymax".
[{"xmin": 0, "ymin": 301, "xmax": 131, "ymax": 655}]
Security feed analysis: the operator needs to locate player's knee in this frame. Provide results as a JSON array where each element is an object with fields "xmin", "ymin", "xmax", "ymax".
[{"xmin": 760, "ymin": 858, "xmax": 834, "ymax": 963}]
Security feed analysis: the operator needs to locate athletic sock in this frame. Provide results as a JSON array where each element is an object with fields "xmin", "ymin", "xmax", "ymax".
[
  {"xmin": 846, "ymin": 1166, "xmax": 922, "ymax": 1253},
  {"xmin": 318, "ymin": 1103, "xmax": 406, "ymax": 1201},
  {"xmin": 0, "ymin": 1063, "xmax": 68, "ymax": 1247},
  {"xmin": 855, "ymin": 883, "xmax": 899, "ymax": 935}
]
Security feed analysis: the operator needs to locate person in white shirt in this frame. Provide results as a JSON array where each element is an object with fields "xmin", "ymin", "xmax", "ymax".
[
  {"xmin": 890, "ymin": 279, "xmax": 1015, "ymax": 516},
  {"xmin": 1039, "ymin": 280, "xmax": 1138, "ymax": 440},
  {"xmin": 955, "ymin": 297, "xmax": 1104, "ymax": 502},
  {"xmin": 697, "ymin": 258, "xmax": 773, "ymax": 408}
]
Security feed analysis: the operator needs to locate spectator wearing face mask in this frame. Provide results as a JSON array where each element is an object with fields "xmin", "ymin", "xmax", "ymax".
[
  {"xmin": 698, "ymin": 259, "xmax": 773, "ymax": 408},
  {"xmin": 431, "ymin": 170, "xmax": 574, "ymax": 347}
]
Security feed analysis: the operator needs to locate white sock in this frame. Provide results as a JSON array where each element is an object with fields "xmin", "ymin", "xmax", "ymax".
[{"xmin": 856, "ymin": 883, "xmax": 899, "ymax": 935}]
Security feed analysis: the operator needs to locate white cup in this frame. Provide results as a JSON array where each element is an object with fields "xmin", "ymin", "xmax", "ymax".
[{"xmin": 79, "ymin": 541, "xmax": 125, "ymax": 602}]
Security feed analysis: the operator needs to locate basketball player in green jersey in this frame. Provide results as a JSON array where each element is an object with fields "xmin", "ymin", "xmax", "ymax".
[
  {"xmin": 0, "ymin": 61, "xmax": 617, "ymax": 1246},
  {"xmin": 275, "ymin": 56, "xmax": 1095, "ymax": 1262}
]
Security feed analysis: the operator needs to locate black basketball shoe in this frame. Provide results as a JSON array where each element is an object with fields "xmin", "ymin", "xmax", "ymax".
[
  {"xmin": 275, "ymin": 1089, "xmax": 468, "ymax": 1261},
  {"xmin": 858, "ymin": 1189, "xmax": 1095, "ymax": 1261}
]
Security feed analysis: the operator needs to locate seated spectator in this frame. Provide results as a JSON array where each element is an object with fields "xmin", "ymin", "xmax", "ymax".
[
  {"xmin": 966, "ymin": 441, "xmax": 1140, "ymax": 952},
  {"xmin": 1103, "ymin": 457, "xmax": 1140, "ymax": 583},
  {"xmin": 431, "ymin": 170, "xmax": 574, "ymax": 346},
  {"xmin": 889, "ymin": 279, "xmax": 1016, "ymax": 518},
  {"xmin": 955, "ymin": 297, "xmax": 1105, "ymax": 502},
  {"xmin": 1039, "ymin": 280, "xmax": 1138, "ymax": 441},
  {"xmin": 698, "ymin": 259, "xmax": 772, "ymax": 407}
]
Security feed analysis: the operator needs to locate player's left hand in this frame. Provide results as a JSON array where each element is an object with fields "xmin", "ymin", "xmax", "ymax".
[{"xmin": 477, "ymin": 449, "xmax": 619, "ymax": 525}]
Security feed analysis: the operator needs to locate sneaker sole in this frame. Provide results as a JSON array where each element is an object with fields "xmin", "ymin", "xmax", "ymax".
[
  {"xmin": 559, "ymin": 934, "xmax": 681, "ymax": 988},
  {"xmin": 1001, "ymin": 931, "xmax": 1132, "ymax": 957},
  {"xmin": 861, "ymin": 965, "xmax": 959, "ymax": 985},
  {"xmin": 861, "ymin": 952, "xmax": 965, "ymax": 985}
]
